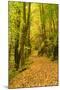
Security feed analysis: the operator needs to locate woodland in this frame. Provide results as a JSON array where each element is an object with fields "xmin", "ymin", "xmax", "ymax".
[{"xmin": 8, "ymin": 2, "xmax": 58, "ymax": 88}]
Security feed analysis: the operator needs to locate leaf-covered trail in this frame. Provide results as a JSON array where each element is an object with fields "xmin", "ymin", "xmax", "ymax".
[{"xmin": 9, "ymin": 56, "xmax": 58, "ymax": 88}]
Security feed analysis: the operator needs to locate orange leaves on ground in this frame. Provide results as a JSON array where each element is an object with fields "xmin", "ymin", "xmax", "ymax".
[{"xmin": 9, "ymin": 56, "xmax": 58, "ymax": 88}]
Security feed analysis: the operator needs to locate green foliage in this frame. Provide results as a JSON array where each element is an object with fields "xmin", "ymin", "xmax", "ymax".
[
  {"xmin": 37, "ymin": 4, "xmax": 58, "ymax": 60},
  {"xmin": 8, "ymin": 2, "xmax": 58, "ymax": 81}
]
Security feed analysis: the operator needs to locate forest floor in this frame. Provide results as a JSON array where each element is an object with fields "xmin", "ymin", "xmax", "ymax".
[{"xmin": 9, "ymin": 54, "xmax": 58, "ymax": 88}]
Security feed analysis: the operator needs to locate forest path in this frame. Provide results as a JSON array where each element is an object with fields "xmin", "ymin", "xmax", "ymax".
[{"xmin": 9, "ymin": 56, "xmax": 58, "ymax": 88}]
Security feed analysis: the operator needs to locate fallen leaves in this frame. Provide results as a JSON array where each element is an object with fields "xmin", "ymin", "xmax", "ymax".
[{"xmin": 9, "ymin": 56, "xmax": 58, "ymax": 88}]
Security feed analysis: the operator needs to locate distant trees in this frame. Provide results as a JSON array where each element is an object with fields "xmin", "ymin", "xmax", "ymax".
[
  {"xmin": 38, "ymin": 4, "xmax": 46, "ymax": 56},
  {"xmin": 38, "ymin": 4, "xmax": 58, "ymax": 60}
]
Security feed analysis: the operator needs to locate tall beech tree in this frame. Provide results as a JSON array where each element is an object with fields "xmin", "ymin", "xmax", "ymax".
[{"xmin": 19, "ymin": 2, "xmax": 31, "ymax": 69}]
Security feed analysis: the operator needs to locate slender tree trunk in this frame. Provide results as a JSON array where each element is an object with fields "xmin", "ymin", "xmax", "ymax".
[
  {"xmin": 38, "ymin": 4, "xmax": 46, "ymax": 55},
  {"xmin": 19, "ymin": 2, "xmax": 26, "ymax": 68},
  {"xmin": 25, "ymin": 3, "xmax": 31, "ymax": 57},
  {"xmin": 15, "ymin": 35, "xmax": 19, "ymax": 70},
  {"xmin": 14, "ymin": 8, "xmax": 20, "ymax": 70}
]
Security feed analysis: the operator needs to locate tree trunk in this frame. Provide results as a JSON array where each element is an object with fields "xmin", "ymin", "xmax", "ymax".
[
  {"xmin": 25, "ymin": 3, "xmax": 31, "ymax": 57},
  {"xmin": 19, "ymin": 2, "xmax": 26, "ymax": 68},
  {"xmin": 19, "ymin": 2, "xmax": 31, "ymax": 68},
  {"xmin": 14, "ymin": 8, "xmax": 20, "ymax": 70}
]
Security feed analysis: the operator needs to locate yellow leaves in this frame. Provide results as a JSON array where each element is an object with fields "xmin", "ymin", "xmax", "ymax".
[{"xmin": 9, "ymin": 56, "xmax": 58, "ymax": 88}]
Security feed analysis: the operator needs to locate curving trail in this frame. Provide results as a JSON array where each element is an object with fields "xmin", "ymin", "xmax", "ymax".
[{"xmin": 9, "ymin": 56, "xmax": 58, "ymax": 88}]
